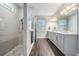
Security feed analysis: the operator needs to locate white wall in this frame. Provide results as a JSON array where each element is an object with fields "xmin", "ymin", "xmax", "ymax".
[
  {"xmin": 23, "ymin": 4, "xmax": 35, "ymax": 55},
  {"xmin": 0, "ymin": 3, "xmax": 19, "ymax": 43},
  {"xmin": 26, "ymin": 4, "xmax": 34, "ymax": 55},
  {"xmin": 22, "ymin": 4, "xmax": 27, "ymax": 55},
  {"xmin": 18, "ymin": 7, "xmax": 23, "ymax": 20},
  {"xmin": 77, "ymin": 5, "xmax": 79, "ymax": 55}
]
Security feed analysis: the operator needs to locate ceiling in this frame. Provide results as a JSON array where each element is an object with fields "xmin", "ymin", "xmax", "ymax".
[{"xmin": 27, "ymin": 3, "xmax": 63, "ymax": 16}]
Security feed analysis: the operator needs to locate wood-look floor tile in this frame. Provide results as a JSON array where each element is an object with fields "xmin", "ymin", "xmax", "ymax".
[
  {"xmin": 30, "ymin": 38, "xmax": 64, "ymax": 56},
  {"xmin": 30, "ymin": 39, "xmax": 55, "ymax": 56}
]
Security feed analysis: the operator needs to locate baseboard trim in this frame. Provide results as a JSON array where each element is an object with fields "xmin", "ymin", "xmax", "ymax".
[{"xmin": 27, "ymin": 42, "xmax": 34, "ymax": 56}]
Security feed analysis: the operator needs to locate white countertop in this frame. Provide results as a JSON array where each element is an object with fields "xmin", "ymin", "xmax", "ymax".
[{"xmin": 48, "ymin": 30, "xmax": 78, "ymax": 35}]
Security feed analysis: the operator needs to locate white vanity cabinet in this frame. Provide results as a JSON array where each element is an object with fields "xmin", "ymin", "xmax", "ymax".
[
  {"xmin": 57, "ymin": 33, "xmax": 64, "ymax": 53},
  {"xmin": 47, "ymin": 32, "xmax": 64, "ymax": 53},
  {"xmin": 47, "ymin": 32, "xmax": 58, "ymax": 47},
  {"xmin": 47, "ymin": 31, "xmax": 77, "ymax": 56},
  {"xmin": 63, "ymin": 35, "xmax": 77, "ymax": 56}
]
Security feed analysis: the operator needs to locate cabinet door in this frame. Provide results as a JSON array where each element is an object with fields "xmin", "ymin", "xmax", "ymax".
[
  {"xmin": 54, "ymin": 33, "xmax": 58, "ymax": 47},
  {"xmin": 48, "ymin": 32, "xmax": 57, "ymax": 46},
  {"xmin": 50, "ymin": 32, "xmax": 57, "ymax": 46},
  {"xmin": 48, "ymin": 32, "xmax": 53, "ymax": 43},
  {"xmin": 64, "ymin": 35, "xmax": 77, "ymax": 56},
  {"xmin": 52, "ymin": 32, "xmax": 56, "ymax": 44},
  {"xmin": 47, "ymin": 32, "xmax": 49, "ymax": 38},
  {"xmin": 57, "ymin": 34, "xmax": 64, "ymax": 53},
  {"xmin": 48, "ymin": 32, "xmax": 52, "ymax": 40}
]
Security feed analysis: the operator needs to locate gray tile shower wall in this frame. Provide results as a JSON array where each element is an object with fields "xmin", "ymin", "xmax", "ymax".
[{"xmin": 0, "ymin": 37, "xmax": 19, "ymax": 56}]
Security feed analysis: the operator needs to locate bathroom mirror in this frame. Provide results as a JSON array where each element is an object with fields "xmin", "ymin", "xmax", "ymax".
[{"xmin": 57, "ymin": 3, "xmax": 77, "ymax": 33}]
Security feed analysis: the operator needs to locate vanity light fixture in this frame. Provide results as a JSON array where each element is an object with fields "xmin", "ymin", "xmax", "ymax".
[
  {"xmin": 60, "ymin": 9, "xmax": 66, "ymax": 15},
  {"xmin": 71, "ymin": 7, "xmax": 77, "ymax": 11},
  {"xmin": 60, "ymin": 4, "xmax": 77, "ymax": 15},
  {"xmin": 66, "ymin": 6, "xmax": 71, "ymax": 11},
  {"xmin": 0, "ymin": 3, "xmax": 14, "ymax": 12},
  {"xmin": 64, "ymin": 7, "xmax": 77, "ymax": 15}
]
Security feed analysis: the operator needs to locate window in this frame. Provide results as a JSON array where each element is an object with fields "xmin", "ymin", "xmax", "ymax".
[
  {"xmin": 37, "ymin": 17, "xmax": 46, "ymax": 32},
  {"xmin": 58, "ymin": 18, "xmax": 67, "ymax": 31}
]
